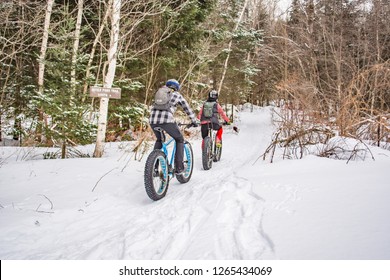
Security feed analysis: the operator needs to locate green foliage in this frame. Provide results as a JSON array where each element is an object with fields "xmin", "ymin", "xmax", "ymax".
[
  {"xmin": 33, "ymin": 87, "xmax": 97, "ymax": 145},
  {"xmin": 43, "ymin": 151, "xmax": 59, "ymax": 159},
  {"xmin": 108, "ymin": 101, "xmax": 149, "ymax": 133},
  {"xmin": 115, "ymin": 79, "xmax": 145, "ymax": 92},
  {"xmin": 233, "ymin": 27, "xmax": 263, "ymax": 50},
  {"xmin": 43, "ymin": 147, "xmax": 91, "ymax": 159},
  {"xmin": 1, "ymin": 0, "xmax": 272, "ymax": 146}
]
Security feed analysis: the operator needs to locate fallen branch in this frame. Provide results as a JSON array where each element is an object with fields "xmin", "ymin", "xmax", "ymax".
[
  {"xmin": 260, "ymin": 125, "xmax": 334, "ymax": 162},
  {"xmin": 92, "ymin": 168, "xmax": 116, "ymax": 192},
  {"xmin": 132, "ymin": 134, "xmax": 150, "ymax": 161},
  {"xmin": 346, "ymin": 134, "xmax": 375, "ymax": 163},
  {"xmin": 39, "ymin": 194, "xmax": 54, "ymax": 209},
  {"xmin": 35, "ymin": 204, "xmax": 54, "ymax": 214}
]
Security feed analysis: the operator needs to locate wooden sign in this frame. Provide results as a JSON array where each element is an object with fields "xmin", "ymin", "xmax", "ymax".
[{"xmin": 90, "ymin": 86, "xmax": 121, "ymax": 99}]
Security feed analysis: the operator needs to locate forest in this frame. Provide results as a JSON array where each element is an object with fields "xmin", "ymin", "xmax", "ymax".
[{"xmin": 0, "ymin": 0, "xmax": 389, "ymax": 157}]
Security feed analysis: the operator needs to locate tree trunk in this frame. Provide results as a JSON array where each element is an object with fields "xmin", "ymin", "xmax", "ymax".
[
  {"xmin": 71, "ymin": 0, "xmax": 84, "ymax": 96},
  {"xmin": 93, "ymin": 0, "xmax": 121, "ymax": 158},
  {"xmin": 82, "ymin": 0, "xmax": 111, "ymax": 102},
  {"xmin": 37, "ymin": 0, "xmax": 54, "ymax": 143},
  {"xmin": 143, "ymin": 26, "xmax": 160, "ymax": 106},
  {"xmin": 218, "ymin": 0, "xmax": 249, "ymax": 95},
  {"xmin": 38, "ymin": 0, "xmax": 54, "ymax": 95}
]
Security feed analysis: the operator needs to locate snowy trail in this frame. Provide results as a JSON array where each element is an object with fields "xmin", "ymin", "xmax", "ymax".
[
  {"xmin": 0, "ymin": 108, "xmax": 277, "ymax": 260},
  {"xmin": 113, "ymin": 107, "xmax": 277, "ymax": 260}
]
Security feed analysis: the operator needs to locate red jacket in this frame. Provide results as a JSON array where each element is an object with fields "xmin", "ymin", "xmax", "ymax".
[{"xmin": 197, "ymin": 103, "xmax": 230, "ymax": 124}]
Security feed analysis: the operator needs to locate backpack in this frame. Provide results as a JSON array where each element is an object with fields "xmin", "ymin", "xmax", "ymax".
[
  {"xmin": 153, "ymin": 86, "xmax": 172, "ymax": 111},
  {"xmin": 203, "ymin": 101, "xmax": 216, "ymax": 118}
]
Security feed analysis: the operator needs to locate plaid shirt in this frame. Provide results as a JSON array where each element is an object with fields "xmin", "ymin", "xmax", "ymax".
[{"xmin": 149, "ymin": 91, "xmax": 197, "ymax": 124}]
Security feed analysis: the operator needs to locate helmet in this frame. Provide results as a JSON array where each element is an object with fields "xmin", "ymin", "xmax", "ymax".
[
  {"xmin": 166, "ymin": 79, "xmax": 180, "ymax": 91},
  {"xmin": 208, "ymin": 90, "xmax": 218, "ymax": 100}
]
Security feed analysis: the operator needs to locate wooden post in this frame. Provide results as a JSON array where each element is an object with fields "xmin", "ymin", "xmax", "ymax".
[{"xmin": 91, "ymin": 87, "xmax": 121, "ymax": 157}]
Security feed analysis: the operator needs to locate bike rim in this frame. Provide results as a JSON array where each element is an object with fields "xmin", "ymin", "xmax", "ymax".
[
  {"xmin": 208, "ymin": 142, "xmax": 213, "ymax": 165},
  {"xmin": 182, "ymin": 145, "xmax": 192, "ymax": 178},
  {"xmin": 153, "ymin": 155, "xmax": 168, "ymax": 194}
]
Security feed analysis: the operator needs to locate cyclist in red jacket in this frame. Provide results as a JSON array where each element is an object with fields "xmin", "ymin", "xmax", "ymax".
[{"xmin": 197, "ymin": 90, "xmax": 231, "ymax": 148}]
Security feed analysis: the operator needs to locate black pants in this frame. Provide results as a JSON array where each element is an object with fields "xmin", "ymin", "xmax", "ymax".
[
  {"xmin": 201, "ymin": 122, "xmax": 221, "ymax": 139},
  {"xmin": 150, "ymin": 123, "xmax": 185, "ymax": 172}
]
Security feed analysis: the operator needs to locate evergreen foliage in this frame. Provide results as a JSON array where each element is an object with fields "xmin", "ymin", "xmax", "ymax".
[{"xmin": 0, "ymin": 0, "xmax": 389, "ymax": 149}]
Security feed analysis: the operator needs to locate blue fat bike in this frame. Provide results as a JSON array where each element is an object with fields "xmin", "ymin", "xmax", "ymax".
[{"xmin": 144, "ymin": 124, "xmax": 194, "ymax": 201}]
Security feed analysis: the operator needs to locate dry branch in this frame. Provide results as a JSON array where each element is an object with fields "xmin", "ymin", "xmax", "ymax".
[{"xmin": 92, "ymin": 168, "xmax": 117, "ymax": 192}]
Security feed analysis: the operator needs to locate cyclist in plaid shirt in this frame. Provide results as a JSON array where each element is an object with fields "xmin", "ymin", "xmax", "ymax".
[{"xmin": 149, "ymin": 79, "xmax": 198, "ymax": 175}]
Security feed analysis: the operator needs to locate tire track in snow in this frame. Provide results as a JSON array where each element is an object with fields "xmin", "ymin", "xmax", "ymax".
[
  {"xmin": 120, "ymin": 109, "xmax": 276, "ymax": 259},
  {"xmin": 70, "ymin": 109, "xmax": 278, "ymax": 259},
  {"xmin": 210, "ymin": 173, "xmax": 275, "ymax": 259}
]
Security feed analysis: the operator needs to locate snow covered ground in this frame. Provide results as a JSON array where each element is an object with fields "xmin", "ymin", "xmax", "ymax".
[{"xmin": 1, "ymin": 106, "xmax": 390, "ymax": 260}]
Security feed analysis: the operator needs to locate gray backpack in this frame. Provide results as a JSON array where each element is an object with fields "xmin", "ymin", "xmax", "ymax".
[
  {"xmin": 153, "ymin": 86, "xmax": 172, "ymax": 111},
  {"xmin": 203, "ymin": 101, "xmax": 216, "ymax": 118}
]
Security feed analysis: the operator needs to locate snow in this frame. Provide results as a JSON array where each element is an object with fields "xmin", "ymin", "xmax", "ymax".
[{"xmin": 1, "ymin": 106, "xmax": 390, "ymax": 260}]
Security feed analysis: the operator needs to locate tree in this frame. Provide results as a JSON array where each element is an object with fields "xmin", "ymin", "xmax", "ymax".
[
  {"xmin": 38, "ymin": 0, "xmax": 54, "ymax": 98},
  {"xmin": 35, "ymin": 0, "xmax": 55, "ymax": 143},
  {"xmin": 218, "ymin": 0, "xmax": 250, "ymax": 94},
  {"xmin": 94, "ymin": 0, "xmax": 121, "ymax": 158},
  {"xmin": 70, "ymin": 0, "xmax": 84, "ymax": 96}
]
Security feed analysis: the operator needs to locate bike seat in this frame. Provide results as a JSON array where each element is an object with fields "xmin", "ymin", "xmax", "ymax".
[
  {"xmin": 153, "ymin": 127, "xmax": 164, "ymax": 132},
  {"xmin": 153, "ymin": 127, "xmax": 166, "ymax": 142}
]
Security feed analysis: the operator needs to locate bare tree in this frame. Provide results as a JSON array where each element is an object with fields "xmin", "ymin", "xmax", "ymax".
[
  {"xmin": 38, "ymin": 0, "xmax": 54, "ymax": 96},
  {"xmin": 36, "ymin": 0, "xmax": 54, "ymax": 143},
  {"xmin": 71, "ymin": 0, "xmax": 84, "ymax": 96},
  {"xmin": 218, "ymin": 0, "xmax": 250, "ymax": 94},
  {"xmin": 94, "ymin": 0, "xmax": 121, "ymax": 157}
]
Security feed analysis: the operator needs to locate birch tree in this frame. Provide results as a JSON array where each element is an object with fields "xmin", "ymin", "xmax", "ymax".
[
  {"xmin": 71, "ymin": 0, "xmax": 84, "ymax": 96},
  {"xmin": 36, "ymin": 0, "xmax": 54, "ymax": 142},
  {"xmin": 94, "ymin": 0, "xmax": 121, "ymax": 157},
  {"xmin": 218, "ymin": 0, "xmax": 249, "ymax": 94},
  {"xmin": 38, "ymin": 0, "xmax": 54, "ymax": 96}
]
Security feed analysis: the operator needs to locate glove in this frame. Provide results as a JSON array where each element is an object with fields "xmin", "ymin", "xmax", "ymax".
[
  {"xmin": 187, "ymin": 122, "xmax": 199, "ymax": 128},
  {"xmin": 223, "ymin": 121, "xmax": 231, "ymax": 125},
  {"xmin": 233, "ymin": 126, "xmax": 239, "ymax": 133},
  {"xmin": 192, "ymin": 122, "xmax": 199, "ymax": 127}
]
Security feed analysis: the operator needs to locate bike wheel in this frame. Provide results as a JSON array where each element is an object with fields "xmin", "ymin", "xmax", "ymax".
[
  {"xmin": 144, "ymin": 150, "xmax": 169, "ymax": 201},
  {"xmin": 202, "ymin": 136, "xmax": 213, "ymax": 170},
  {"xmin": 176, "ymin": 141, "xmax": 194, "ymax": 183},
  {"xmin": 213, "ymin": 139, "xmax": 222, "ymax": 162}
]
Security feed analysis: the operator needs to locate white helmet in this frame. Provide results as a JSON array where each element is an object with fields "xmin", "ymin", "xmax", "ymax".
[{"xmin": 208, "ymin": 90, "xmax": 218, "ymax": 99}]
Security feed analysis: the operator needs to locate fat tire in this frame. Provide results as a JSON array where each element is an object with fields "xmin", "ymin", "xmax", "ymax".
[
  {"xmin": 144, "ymin": 150, "xmax": 169, "ymax": 201},
  {"xmin": 213, "ymin": 139, "xmax": 222, "ymax": 162},
  {"xmin": 202, "ymin": 136, "xmax": 213, "ymax": 170},
  {"xmin": 176, "ymin": 141, "xmax": 194, "ymax": 183}
]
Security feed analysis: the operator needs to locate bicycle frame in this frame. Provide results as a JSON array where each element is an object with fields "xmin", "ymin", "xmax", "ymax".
[
  {"xmin": 207, "ymin": 125, "xmax": 218, "ymax": 155},
  {"xmin": 161, "ymin": 137, "xmax": 176, "ymax": 176},
  {"xmin": 154, "ymin": 127, "xmax": 177, "ymax": 177}
]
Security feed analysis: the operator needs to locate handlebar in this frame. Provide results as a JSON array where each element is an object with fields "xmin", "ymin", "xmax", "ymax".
[
  {"xmin": 178, "ymin": 123, "xmax": 199, "ymax": 128},
  {"xmin": 178, "ymin": 122, "xmax": 238, "ymax": 132}
]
